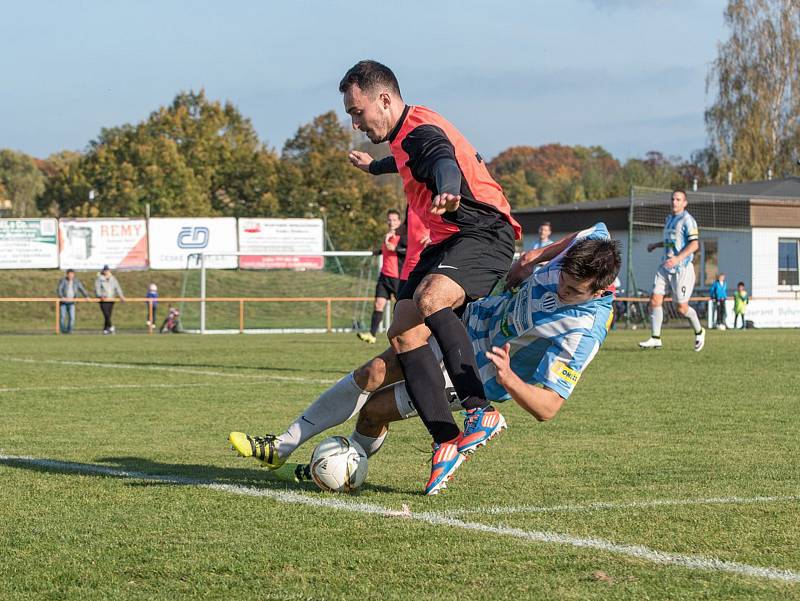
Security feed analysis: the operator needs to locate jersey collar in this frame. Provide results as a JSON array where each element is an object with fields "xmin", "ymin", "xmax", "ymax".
[{"xmin": 387, "ymin": 104, "xmax": 410, "ymax": 143}]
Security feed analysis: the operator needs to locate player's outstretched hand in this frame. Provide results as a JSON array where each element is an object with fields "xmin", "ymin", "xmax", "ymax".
[
  {"xmin": 348, "ymin": 150, "xmax": 373, "ymax": 173},
  {"xmin": 486, "ymin": 343, "xmax": 513, "ymax": 384},
  {"xmin": 430, "ymin": 193, "xmax": 461, "ymax": 215},
  {"xmin": 504, "ymin": 259, "xmax": 533, "ymax": 291}
]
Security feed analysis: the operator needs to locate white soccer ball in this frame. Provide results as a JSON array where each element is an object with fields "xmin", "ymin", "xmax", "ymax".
[
  {"xmin": 310, "ymin": 436, "xmax": 368, "ymax": 493},
  {"xmin": 718, "ymin": 324, "xmax": 727, "ymax": 331}
]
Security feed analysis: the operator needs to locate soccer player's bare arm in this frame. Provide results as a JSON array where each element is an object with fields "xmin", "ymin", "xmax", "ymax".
[
  {"xmin": 485, "ymin": 343, "xmax": 564, "ymax": 422},
  {"xmin": 663, "ymin": 239, "xmax": 699, "ymax": 270},
  {"xmin": 505, "ymin": 231, "xmax": 580, "ymax": 290}
]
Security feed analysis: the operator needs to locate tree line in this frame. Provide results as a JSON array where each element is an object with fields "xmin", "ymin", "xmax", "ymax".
[{"xmin": 1, "ymin": 0, "xmax": 796, "ymax": 249}]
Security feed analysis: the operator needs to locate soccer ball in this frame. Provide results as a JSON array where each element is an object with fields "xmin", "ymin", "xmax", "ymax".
[
  {"xmin": 310, "ymin": 436, "xmax": 368, "ymax": 493},
  {"xmin": 718, "ymin": 324, "xmax": 727, "ymax": 331}
]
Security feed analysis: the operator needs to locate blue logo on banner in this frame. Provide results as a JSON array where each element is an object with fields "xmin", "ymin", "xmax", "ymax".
[{"xmin": 177, "ymin": 227, "xmax": 209, "ymax": 249}]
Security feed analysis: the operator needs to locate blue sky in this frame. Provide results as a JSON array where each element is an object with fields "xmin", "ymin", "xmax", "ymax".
[{"xmin": 0, "ymin": 0, "xmax": 727, "ymax": 162}]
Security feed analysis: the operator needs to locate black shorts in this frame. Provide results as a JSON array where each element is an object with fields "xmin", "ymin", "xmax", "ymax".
[
  {"xmin": 398, "ymin": 220, "xmax": 515, "ymax": 303},
  {"xmin": 375, "ymin": 273, "xmax": 400, "ymax": 300}
]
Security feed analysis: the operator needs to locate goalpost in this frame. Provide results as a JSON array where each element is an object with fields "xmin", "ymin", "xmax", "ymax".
[{"xmin": 182, "ymin": 251, "xmax": 386, "ymax": 334}]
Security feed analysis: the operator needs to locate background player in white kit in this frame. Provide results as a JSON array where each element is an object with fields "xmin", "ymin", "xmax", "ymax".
[{"xmin": 639, "ymin": 189, "xmax": 706, "ymax": 351}]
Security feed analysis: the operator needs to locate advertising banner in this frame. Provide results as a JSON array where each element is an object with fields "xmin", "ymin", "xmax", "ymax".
[
  {"xmin": 59, "ymin": 219, "xmax": 148, "ymax": 271},
  {"xmin": 148, "ymin": 217, "xmax": 238, "ymax": 269},
  {"xmin": 0, "ymin": 218, "xmax": 59, "ymax": 269},
  {"xmin": 238, "ymin": 218, "xmax": 324, "ymax": 270},
  {"xmin": 722, "ymin": 299, "xmax": 800, "ymax": 328}
]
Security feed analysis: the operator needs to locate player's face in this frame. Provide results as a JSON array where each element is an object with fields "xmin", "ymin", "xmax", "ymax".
[
  {"xmin": 557, "ymin": 272, "xmax": 602, "ymax": 304},
  {"xmin": 539, "ymin": 225, "xmax": 551, "ymax": 240},
  {"xmin": 671, "ymin": 192, "xmax": 688, "ymax": 214},
  {"xmin": 387, "ymin": 213, "xmax": 401, "ymax": 230},
  {"xmin": 344, "ymin": 85, "xmax": 392, "ymax": 144}
]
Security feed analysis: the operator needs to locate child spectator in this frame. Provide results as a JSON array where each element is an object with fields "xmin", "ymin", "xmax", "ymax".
[
  {"xmin": 146, "ymin": 283, "xmax": 159, "ymax": 327},
  {"xmin": 709, "ymin": 273, "xmax": 728, "ymax": 329},
  {"xmin": 733, "ymin": 281, "xmax": 749, "ymax": 329}
]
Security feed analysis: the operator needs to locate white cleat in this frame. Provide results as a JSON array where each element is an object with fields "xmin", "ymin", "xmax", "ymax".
[
  {"xmin": 694, "ymin": 328, "xmax": 706, "ymax": 352},
  {"xmin": 638, "ymin": 337, "xmax": 662, "ymax": 349}
]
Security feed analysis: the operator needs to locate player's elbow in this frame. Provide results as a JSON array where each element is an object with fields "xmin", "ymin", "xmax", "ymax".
[{"xmin": 533, "ymin": 406, "xmax": 559, "ymax": 422}]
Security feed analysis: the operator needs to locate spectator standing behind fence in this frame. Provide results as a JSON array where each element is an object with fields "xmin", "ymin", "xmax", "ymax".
[
  {"xmin": 733, "ymin": 281, "xmax": 749, "ymax": 330},
  {"xmin": 145, "ymin": 283, "xmax": 159, "ymax": 328},
  {"xmin": 529, "ymin": 221, "xmax": 554, "ymax": 250},
  {"xmin": 95, "ymin": 265, "xmax": 125, "ymax": 335},
  {"xmin": 709, "ymin": 273, "xmax": 728, "ymax": 330},
  {"xmin": 56, "ymin": 269, "xmax": 90, "ymax": 334}
]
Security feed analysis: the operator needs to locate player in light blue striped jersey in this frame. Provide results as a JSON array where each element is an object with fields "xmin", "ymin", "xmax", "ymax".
[
  {"xmin": 230, "ymin": 222, "xmax": 621, "ymax": 493},
  {"xmin": 639, "ymin": 189, "xmax": 706, "ymax": 351}
]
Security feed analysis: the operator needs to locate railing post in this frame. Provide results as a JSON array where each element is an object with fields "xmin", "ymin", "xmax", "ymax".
[
  {"xmin": 239, "ymin": 299, "xmax": 244, "ymax": 334},
  {"xmin": 55, "ymin": 299, "xmax": 60, "ymax": 335},
  {"xmin": 326, "ymin": 299, "xmax": 332, "ymax": 333},
  {"xmin": 148, "ymin": 299, "xmax": 154, "ymax": 335}
]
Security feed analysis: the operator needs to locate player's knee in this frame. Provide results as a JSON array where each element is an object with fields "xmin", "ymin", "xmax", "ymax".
[{"xmin": 353, "ymin": 358, "xmax": 386, "ymax": 391}]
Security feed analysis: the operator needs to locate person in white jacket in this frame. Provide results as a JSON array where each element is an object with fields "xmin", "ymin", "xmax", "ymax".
[{"xmin": 94, "ymin": 265, "xmax": 125, "ymax": 334}]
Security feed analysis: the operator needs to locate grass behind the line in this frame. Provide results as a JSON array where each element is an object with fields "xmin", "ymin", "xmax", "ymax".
[{"xmin": 0, "ymin": 329, "xmax": 798, "ymax": 600}]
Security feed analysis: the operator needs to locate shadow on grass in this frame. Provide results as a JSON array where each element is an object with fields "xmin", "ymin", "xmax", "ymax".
[{"xmin": 0, "ymin": 454, "xmax": 407, "ymax": 495}]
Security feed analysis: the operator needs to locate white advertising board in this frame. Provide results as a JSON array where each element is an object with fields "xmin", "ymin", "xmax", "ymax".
[
  {"xmin": 59, "ymin": 219, "xmax": 148, "ymax": 270},
  {"xmin": 722, "ymin": 299, "xmax": 800, "ymax": 328},
  {"xmin": 238, "ymin": 218, "xmax": 324, "ymax": 270},
  {"xmin": 0, "ymin": 219, "xmax": 59, "ymax": 269},
  {"xmin": 148, "ymin": 217, "xmax": 238, "ymax": 269}
]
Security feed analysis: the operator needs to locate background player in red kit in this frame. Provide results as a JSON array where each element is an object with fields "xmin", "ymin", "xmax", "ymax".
[
  {"xmin": 358, "ymin": 208, "xmax": 406, "ymax": 344},
  {"xmin": 342, "ymin": 60, "xmax": 522, "ymax": 494}
]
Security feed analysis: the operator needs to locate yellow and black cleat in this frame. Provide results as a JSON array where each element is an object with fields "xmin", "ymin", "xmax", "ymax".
[{"xmin": 229, "ymin": 432, "xmax": 286, "ymax": 470}]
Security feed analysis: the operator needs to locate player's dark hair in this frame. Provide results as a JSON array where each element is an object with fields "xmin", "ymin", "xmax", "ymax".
[
  {"xmin": 561, "ymin": 238, "xmax": 621, "ymax": 291},
  {"xmin": 66, "ymin": 268, "xmax": 75, "ymax": 274},
  {"xmin": 540, "ymin": 221, "xmax": 551, "ymax": 229},
  {"xmin": 339, "ymin": 60, "xmax": 402, "ymax": 97},
  {"xmin": 673, "ymin": 188, "xmax": 687, "ymax": 202},
  {"xmin": 737, "ymin": 281, "xmax": 745, "ymax": 287},
  {"xmin": 387, "ymin": 208, "xmax": 401, "ymax": 218}
]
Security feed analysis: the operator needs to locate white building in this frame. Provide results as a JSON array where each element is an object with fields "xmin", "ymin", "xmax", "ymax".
[{"xmin": 512, "ymin": 177, "xmax": 800, "ymax": 327}]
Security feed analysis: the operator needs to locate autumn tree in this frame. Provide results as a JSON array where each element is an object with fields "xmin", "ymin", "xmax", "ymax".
[
  {"xmin": 705, "ymin": 0, "xmax": 800, "ymax": 181},
  {"xmin": 0, "ymin": 150, "xmax": 46, "ymax": 217},
  {"xmin": 278, "ymin": 111, "xmax": 404, "ymax": 250},
  {"xmin": 41, "ymin": 91, "xmax": 280, "ymax": 217}
]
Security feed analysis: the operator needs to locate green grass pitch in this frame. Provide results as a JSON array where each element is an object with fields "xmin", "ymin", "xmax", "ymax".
[{"xmin": 0, "ymin": 329, "xmax": 798, "ymax": 599}]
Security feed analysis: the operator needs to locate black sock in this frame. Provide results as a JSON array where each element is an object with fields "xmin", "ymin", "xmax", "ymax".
[
  {"xmin": 425, "ymin": 308, "xmax": 489, "ymax": 411},
  {"xmin": 396, "ymin": 345, "xmax": 460, "ymax": 444},
  {"xmin": 369, "ymin": 310, "xmax": 383, "ymax": 336}
]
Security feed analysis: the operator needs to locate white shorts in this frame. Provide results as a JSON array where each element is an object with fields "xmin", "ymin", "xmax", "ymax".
[
  {"xmin": 652, "ymin": 266, "xmax": 695, "ymax": 304},
  {"xmin": 393, "ymin": 338, "xmax": 463, "ymax": 419}
]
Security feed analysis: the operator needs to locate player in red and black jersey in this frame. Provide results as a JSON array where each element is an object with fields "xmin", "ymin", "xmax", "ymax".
[
  {"xmin": 358, "ymin": 208, "xmax": 406, "ymax": 344},
  {"xmin": 342, "ymin": 60, "xmax": 522, "ymax": 494}
]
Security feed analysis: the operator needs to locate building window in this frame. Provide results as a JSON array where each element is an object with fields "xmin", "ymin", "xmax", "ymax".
[{"xmin": 778, "ymin": 239, "xmax": 799, "ymax": 286}]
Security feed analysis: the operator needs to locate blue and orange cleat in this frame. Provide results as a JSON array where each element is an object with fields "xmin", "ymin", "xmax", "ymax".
[
  {"xmin": 425, "ymin": 435, "xmax": 465, "ymax": 496},
  {"xmin": 457, "ymin": 406, "xmax": 507, "ymax": 455}
]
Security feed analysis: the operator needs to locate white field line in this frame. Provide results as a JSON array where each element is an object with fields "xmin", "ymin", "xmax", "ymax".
[
  {"xmin": 0, "ymin": 453, "xmax": 798, "ymax": 584},
  {"xmin": 0, "ymin": 357, "xmax": 336, "ymax": 385},
  {"xmin": 444, "ymin": 495, "xmax": 800, "ymax": 516},
  {"xmin": 0, "ymin": 383, "xmax": 230, "ymax": 394}
]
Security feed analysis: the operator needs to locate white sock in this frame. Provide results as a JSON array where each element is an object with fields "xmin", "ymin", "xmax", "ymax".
[
  {"xmin": 651, "ymin": 306, "xmax": 663, "ymax": 337},
  {"xmin": 350, "ymin": 428, "xmax": 388, "ymax": 457},
  {"xmin": 275, "ymin": 373, "xmax": 369, "ymax": 459},
  {"xmin": 685, "ymin": 306, "xmax": 702, "ymax": 334}
]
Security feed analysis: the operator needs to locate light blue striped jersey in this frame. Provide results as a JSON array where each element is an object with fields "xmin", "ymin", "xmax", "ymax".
[
  {"xmin": 462, "ymin": 222, "xmax": 614, "ymax": 402},
  {"xmin": 662, "ymin": 211, "xmax": 699, "ymax": 274}
]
